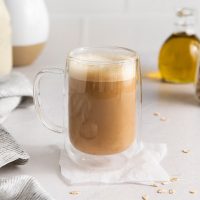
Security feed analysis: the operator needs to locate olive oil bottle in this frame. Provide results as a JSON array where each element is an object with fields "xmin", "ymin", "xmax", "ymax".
[{"xmin": 159, "ymin": 8, "xmax": 200, "ymax": 83}]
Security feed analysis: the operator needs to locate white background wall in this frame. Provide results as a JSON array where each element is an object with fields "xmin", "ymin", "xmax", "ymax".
[{"xmin": 39, "ymin": 0, "xmax": 200, "ymax": 71}]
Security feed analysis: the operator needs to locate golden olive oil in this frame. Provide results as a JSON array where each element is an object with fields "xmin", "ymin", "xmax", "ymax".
[
  {"xmin": 159, "ymin": 32, "xmax": 200, "ymax": 83},
  {"xmin": 158, "ymin": 8, "xmax": 200, "ymax": 83}
]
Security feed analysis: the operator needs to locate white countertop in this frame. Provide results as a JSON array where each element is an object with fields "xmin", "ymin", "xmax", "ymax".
[{"xmin": 0, "ymin": 56, "xmax": 200, "ymax": 200}]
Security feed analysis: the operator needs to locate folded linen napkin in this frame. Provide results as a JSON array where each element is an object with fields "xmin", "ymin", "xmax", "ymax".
[
  {"xmin": 0, "ymin": 126, "xmax": 29, "ymax": 168},
  {"xmin": 0, "ymin": 175, "xmax": 54, "ymax": 200},
  {"xmin": 59, "ymin": 142, "xmax": 170, "ymax": 185},
  {"xmin": 0, "ymin": 72, "xmax": 33, "ymax": 123}
]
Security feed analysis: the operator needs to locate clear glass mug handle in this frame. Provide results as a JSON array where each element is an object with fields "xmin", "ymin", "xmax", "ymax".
[{"xmin": 33, "ymin": 67, "xmax": 64, "ymax": 133}]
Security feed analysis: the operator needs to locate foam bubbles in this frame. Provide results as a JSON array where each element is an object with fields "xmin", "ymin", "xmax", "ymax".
[{"xmin": 68, "ymin": 53, "xmax": 136, "ymax": 82}]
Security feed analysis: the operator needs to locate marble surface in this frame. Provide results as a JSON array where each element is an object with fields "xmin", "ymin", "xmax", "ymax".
[{"xmin": 0, "ymin": 57, "xmax": 199, "ymax": 200}]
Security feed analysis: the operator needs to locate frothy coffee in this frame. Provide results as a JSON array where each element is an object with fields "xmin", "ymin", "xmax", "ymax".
[{"xmin": 68, "ymin": 54, "xmax": 136, "ymax": 155}]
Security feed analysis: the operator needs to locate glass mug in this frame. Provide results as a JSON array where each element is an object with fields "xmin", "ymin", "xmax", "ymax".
[{"xmin": 34, "ymin": 47, "xmax": 142, "ymax": 169}]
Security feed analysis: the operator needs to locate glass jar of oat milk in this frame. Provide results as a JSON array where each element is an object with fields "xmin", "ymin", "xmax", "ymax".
[{"xmin": 0, "ymin": 0, "xmax": 12, "ymax": 81}]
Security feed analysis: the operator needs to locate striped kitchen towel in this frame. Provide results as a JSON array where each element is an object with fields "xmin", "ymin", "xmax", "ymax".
[
  {"xmin": 0, "ymin": 126, "xmax": 29, "ymax": 168},
  {"xmin": 0, "ymin": 176, "xmax": 54, "ymax": 200}
]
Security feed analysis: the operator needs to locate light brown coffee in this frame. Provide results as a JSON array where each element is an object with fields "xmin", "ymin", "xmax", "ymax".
[{"xmin": 68, "ymin": 59, "xmax": 136, "ymax": 155}]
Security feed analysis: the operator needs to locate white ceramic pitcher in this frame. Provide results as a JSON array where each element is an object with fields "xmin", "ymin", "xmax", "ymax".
[{"xmin": 5, "ymin": 0, "xmax": 49, "ymax": 66}]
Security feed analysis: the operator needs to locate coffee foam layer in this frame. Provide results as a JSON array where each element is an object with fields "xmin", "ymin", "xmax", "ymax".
[{"xmin": 68, "ymin": 54, "xmax": 136, "ymax": 82}]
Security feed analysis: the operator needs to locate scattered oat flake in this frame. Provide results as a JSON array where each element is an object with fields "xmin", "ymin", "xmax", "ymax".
[
  {"xmin": 182, "ymin": 149, "xmax": 190, "ymax": 153},
  {"xmin": 170, "ymin": 177, "xmax": 179, "ymax": 182},
  {"xmin": 142, "ymin": 194, "xmax": 149, "ymax": 200},
  {"xmin": 161, "ymin": 181, "xmax": 170, "ymax": 185},
  {"xmin": 69, "ymin": 191, "xmax": 80, "ymax": 195},
  {"xmin": 189, "ymin": 190, "xmax": 197, "ymax": 194},
  {"xmin": 151, "ymin": 183, "xmax": 159, "ymax": 187},
  {"xmin": 169, "ymin": 189, "xmax": 175, "ymax": 194},
  {"xmin": 160, "ymin": 116, "xmax": 167, "ymax": 121},
  {"xmin": 153, "ymin": 112, "xmax": 160, "ymax": 116},
  {"xmin": 157, "ymin": 189, "xmax": 168, "ymax": 194}
]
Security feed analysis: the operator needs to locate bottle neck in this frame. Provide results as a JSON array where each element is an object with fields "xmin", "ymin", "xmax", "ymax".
[
  {"xmin": 174, "ymin": 8, "xmax": 197, "ymax": 35},
  {"xmin": 174, "ymin": 24, "xmax": 195, "ymax": 35}
]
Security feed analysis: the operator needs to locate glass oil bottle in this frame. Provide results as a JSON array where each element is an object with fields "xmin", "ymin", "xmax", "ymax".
[{"xmin": 159, "ymin": 8, "xmax": 200, "ymax": 83}]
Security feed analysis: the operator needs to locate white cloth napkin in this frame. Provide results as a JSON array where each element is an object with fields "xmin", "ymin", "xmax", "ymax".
[
  {"xmin": 59, "ymin": 143, "xmax": 169, "ymax": 185},
  {"xmin": 0, "ymin": 176, "xmax": 54, "ymax": 200},
  {"xmin": 0, "ymin": 72, "xmax": 33, "ymax": 123}
]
